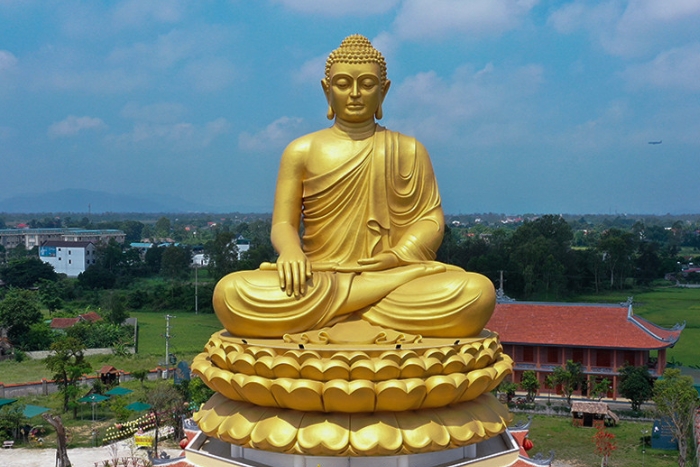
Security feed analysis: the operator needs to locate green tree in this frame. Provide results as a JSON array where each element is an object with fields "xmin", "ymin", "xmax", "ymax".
[
  {"xmin": 188, "ymin": 376, "xmax": 215, "ymax": 407},
  {"xmin": 45, "ymin": 337, "xmax": 93, "ymax": 416},
  {"xmin": 0, "ymin": 288, "xmax": 43, "ymax": 347},
  {"xmin": 519, "ymin": 370, "xmax": 540, "ymax": 403},
  {"xmin": 120, "ymin": 220, "xmax": 145, "ymax": 244},
  {"xmin": 552, "ymin": 360, "xmax": 586, "ymax": 406},
  {"xmin": 77, "ymin": 265, "xmax": 116, "ymax": 289},
  {"xmin": 597, "ymin": 228, "xmax": 636, "ymax": 289},
  {"xmin": 23, "ymin": 321, "xmax": 56, "ymax": 351},
  {"xmin": 653, "ymin": 368, "xmax": 699, "ymax": 467},
  {"xmin": 38, "ymin": 278, "xmax": 63, "ymax": 314},
  {"xmin": 103, "ymin": 291, "xmax": 129, "ymax": 325},
  {"xmin": 144, "ymin": 245, "xmax": 164, "ymax": 274},
  {"xmin": 155, "ymin": 217, "xmax": 172, "ymax": 239},
  {"xmin": 618, "ymin": 365, "xmax": 654, "ymax": 411},
  {"xmin": 147, "ymin": 381, "xmax": 186, "ymax": 456},
  {"xmin": 0, "ymin": 403, "xmax": 26, "ymax": 441},
  {"xmin": 236, "ymin": 220, "xmax": 276, "ymax": 270},
  {"xmin": 97, "ymin": 238, "xmax": 125, "ymax": 273},
  {"xmin": 508, "ymin": 215, "xmax": 573, "ymax": 299},
  {"xmin": 635, "ymin": 241, "xmax": 663, "ymax": 285},
  {"xmin": 205, "ymin": 231, "xmax": 239, "ymax": 282},
  {"xmin": 131, "ymin": 369, "xmax": 148, "ymax": 389},
  {"xmin": 589, "ymin": 378, "xmax": 611, "ymax": 401},
  {"xmin": 161, "ymin": 245, "xmax": 191, "ymax": 279},
  {"xmin": 498, "ymin": 380, "xmax": 517, "ymax": 403},
  {"xmin": 0, "ymin": 258, "xmax": 57, "ymax": 288}
]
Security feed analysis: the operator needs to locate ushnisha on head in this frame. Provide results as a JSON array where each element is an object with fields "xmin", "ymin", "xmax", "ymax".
[
  {"xmin": 325, "ymin": 34, "xmax": 388, "ymax": 88},
  {"xmin": 323, "ymin": 34, "xmax": 391, "ymax": 121}
]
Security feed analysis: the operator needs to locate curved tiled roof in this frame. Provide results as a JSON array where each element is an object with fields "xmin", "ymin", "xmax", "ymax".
[{"xmin": 487, "ymin": 302, "xmax": 683, "ymax": 350}]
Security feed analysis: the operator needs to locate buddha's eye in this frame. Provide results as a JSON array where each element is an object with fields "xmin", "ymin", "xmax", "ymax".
[
  {"xmin": 334, "ymin": 78, "xmax": 350, "ymax": 89},
  {"xmin": 361, "ymin": 79, "xmax": 377, "ymax": 90}
]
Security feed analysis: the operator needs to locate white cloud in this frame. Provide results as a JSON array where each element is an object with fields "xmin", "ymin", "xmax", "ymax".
[
  {"xmin": 111, "ymin": 0, "xmax": 188, "ymax": 28},
  {"xmin": 294, "ymin": 55, "xmax": 326, "ymax": 85},
  {"xmin": 107, "ymin": 28, "xmax": 203, "ymax": 70},
  {"xmin": 105, "ymin": 25, "xmax": 237, "ymax": 92},
  {"xmin": 272, "ymin": 0, "xmax": 399, "ymax": 16},
  {"xmin": 110, "ymin": 118, "xmax": 231, "ymax": 149},
  {"xmin": 0, "ymin": 50, "xmax": 17, "ymax": 71},
  {"xmin": 547, "ymin": 1, "xmax": 619, "ymax": 35},
  {"xmin": 386, "ymin": 62, "xmax": 544, "ymax": 146},
  {"xmin": 623, "ymin": 43, "xmax": 700, "ymax": 91},
  {"xmin": 183, "ymin": 57, "xmax": 237, "ymax": 92},
  {"xmin": 548, "ymin": 0, "xmax": 700, "ymax": 58},
  {"xmin": 391, "ymin": 0, "xmax": 538, "ymax": 40},
  {"xmin": 239, "ymin": 117, "xmax": 305, "ymax": 152},
  {"xmin": 204, "ymin": 118, "xmax": 231, "ymax": 146},
  {"xmin": 18, "ymin": 23, "xmax": 236, "ymax": 94},
  {"xmin": 121, "ymin": 102, "xmax": 187, "ymax": 123},
  {"xmin": 47, "ymin": 115, "xmax": 106, "ymax": 138}
]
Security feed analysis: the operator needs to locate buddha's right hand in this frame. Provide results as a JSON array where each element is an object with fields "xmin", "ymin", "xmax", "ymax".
[{"xmin": 274, "ymin": 251, "xmax": 313, "ymax": 298}]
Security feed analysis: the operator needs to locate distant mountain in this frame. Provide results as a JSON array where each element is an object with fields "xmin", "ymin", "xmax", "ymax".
[{"xmin": 0, "ymin": 189, "xmax": 227, "ymax": 213}]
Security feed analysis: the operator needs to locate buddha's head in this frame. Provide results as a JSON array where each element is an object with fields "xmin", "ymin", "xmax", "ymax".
[{"xmin": 322, "ymin": 35, "xmax": 391, "ymax": 122}]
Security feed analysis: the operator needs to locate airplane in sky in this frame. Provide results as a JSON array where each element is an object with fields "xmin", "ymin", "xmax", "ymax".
[{"xmin": 648, "ymin": 140, "xmax": 662, "ymax": 145}]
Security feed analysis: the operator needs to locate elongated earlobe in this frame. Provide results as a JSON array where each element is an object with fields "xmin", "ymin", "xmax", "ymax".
[
  {"xmin": 327, "ymin": 105, "xmax": 335, "ymax": 120},
  {"xmin": 375, "ymin": 105, "xmax": 383, "ymax": 120}
]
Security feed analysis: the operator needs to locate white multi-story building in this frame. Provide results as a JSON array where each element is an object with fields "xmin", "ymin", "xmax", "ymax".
[
  {"xmin": 0, "ymin": 228, "xmax": 125, "ymax": 250},
  {"xmin": 39, "ymin": 241, "xmax": 97, "ymax": 277}
]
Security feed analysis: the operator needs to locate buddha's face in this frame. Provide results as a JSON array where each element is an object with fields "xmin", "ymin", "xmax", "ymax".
[{"xmin": 323, "ymin": 62, "xmax": 390, "ymax": 123}]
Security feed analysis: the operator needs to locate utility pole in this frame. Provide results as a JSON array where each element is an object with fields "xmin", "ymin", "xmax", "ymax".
[
  {"xmin": 194, "ymin": 261, "xmax": 199, "ymax": 315},
  {"xmin": 496, "ymin": 269, "xmax": 506, "ymax": 299},
  {"xmin": 163, "ymin": 314, "xmax": 175, "ymax": 379}
]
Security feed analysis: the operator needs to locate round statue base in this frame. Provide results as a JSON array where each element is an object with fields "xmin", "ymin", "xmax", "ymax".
[{"xmin": 192, "ymin": 321, "xmax": 513, "ymax": 457}]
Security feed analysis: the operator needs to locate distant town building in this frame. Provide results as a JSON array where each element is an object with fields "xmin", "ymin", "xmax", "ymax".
[
  {"xmin": 191, "ymin": 253, "xmax": 209, "ymax": 267},
  {"xmin": 49, "ymin": 311, "xmax": 102, "ymax": 330},
  {"xmin": 39, "ymin": 241, "xmax": 97, "ymax": 277},
  {"xmin": 235, "ymin": 235, "xmax": 250, "ymax": 259},
  {"xmin": 486, "ymin": 300, "xmax": 684, "ymax": 399},
  {"xmin": 0, "ymin": 228, "xmax": 125, "ymax": 250}
]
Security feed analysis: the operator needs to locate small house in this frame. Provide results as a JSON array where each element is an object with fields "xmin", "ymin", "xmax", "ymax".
[{"xmin": 571, "ymin": 401, "xmax": 619, "ymax": 428}]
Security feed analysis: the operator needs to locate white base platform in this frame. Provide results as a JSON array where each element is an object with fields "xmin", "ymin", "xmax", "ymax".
[{"xmin": 184, "ymin": 430, "xmax": 521, "ymax": 467}]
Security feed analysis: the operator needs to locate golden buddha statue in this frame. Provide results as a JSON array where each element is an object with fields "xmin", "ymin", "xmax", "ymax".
[
  {"xmin": 212, "ymin": 34, "xmax": 495, "ymax": 339},
  {"xmin": 192, "ymin": 35, "xmax": 513, "ymax": 460}
]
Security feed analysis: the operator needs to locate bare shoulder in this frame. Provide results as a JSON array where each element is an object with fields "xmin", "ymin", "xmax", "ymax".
[{"xmin": 281, "ymin": 128, "xmax": 331, "ymax": 162}]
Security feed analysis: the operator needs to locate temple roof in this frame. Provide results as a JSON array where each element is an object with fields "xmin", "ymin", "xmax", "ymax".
[{"xmin": 487, "ymin": 302, "xmax": 683, "ymax": 350}]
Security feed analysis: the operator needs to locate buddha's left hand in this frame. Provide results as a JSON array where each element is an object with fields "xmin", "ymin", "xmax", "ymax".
[{"xmin": 335, "ymin": 252, "xmax": 401, "ymax": 272}]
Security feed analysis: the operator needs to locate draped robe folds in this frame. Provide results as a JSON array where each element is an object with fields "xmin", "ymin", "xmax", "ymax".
[{"xmin": 213, "ymin": 127, "xmax": 496, "ymax": 338}]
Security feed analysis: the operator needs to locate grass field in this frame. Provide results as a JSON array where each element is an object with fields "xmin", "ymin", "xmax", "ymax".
[
  {"xmin": 131, "ymin": 310, "xmax": 221, "ymax": 362},
  {"xmin": 525, "ymin": 414, "xmax": 678, "ymax": 467},
  {"xmin": 0, "ymin": 311, "xmax": 219, "ymax": 384}
]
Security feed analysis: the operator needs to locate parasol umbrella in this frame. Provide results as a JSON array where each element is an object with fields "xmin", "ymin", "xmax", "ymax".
[
  {"xmin": 78, "ymin": 394, "xmax": 109, "ymax": 421},
  {"xmin": 125, "ymin": 401, "xmax": 152, "ymax": 412},
  {"xmin": 23, "ymin": 405, "xmax": 50, "ymax": 418},
  {"xmin": 105, "ymin": 387, "xmax": 133, "ymax": 397}
]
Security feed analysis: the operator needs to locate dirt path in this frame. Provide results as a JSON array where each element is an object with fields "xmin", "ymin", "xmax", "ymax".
[{"xmin": 0, "ymin": 441, "xmax": 154, "ymax": 467}]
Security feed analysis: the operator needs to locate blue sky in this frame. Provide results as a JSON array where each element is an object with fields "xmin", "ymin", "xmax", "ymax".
[{"xmin": 1, "ymin": 0, "xmax": 699, "ymax": 215}]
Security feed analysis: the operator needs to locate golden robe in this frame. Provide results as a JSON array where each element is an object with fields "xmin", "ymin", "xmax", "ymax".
[{"xmin": 213, "ymin": 127, "xmax": 495, "ymax": 338}]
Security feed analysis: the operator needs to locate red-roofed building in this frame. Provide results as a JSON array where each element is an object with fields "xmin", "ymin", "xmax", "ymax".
[
  {"xmin": 486, "ymin": 300, "xmax": 684, "ymax": 399},
  {"xmin": 50, "ymin": 312, "xmax": 102, "ymax": 330},
  {"xmin": 49, "ymin": 317, "xmax": 80, "ymax": 330}
]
